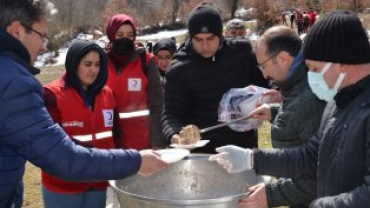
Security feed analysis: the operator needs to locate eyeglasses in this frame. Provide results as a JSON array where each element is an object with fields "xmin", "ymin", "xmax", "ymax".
[
  {"xmin": 156, "ymin": 55, "xmax": 172, "ymax": 61},
  {"xmin": 21, "ymin": 23, "xmax": 48, "ymax": 47},
  {"xmin": 257, "ymin": 52, "xmax": 280, "ymax": 71}
]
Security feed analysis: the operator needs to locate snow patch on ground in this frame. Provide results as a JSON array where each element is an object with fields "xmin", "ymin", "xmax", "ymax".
[{"xmin": 34, "ymin": 29, "xmax": 188, "ymax": 68}]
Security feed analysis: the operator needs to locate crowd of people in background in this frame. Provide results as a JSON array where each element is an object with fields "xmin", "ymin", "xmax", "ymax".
[{"xmin": 286, "ymin": 8, "xmax": 317, "ymax": 34}]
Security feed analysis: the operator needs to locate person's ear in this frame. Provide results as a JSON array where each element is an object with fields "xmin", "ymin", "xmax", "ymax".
[
  {"xmin": 276, "ymin": 51, "xmax": 290, "ymax": 67},
  {"xmin": 6, "ymin": 21, "xmax": 22, "ymax": 39}
]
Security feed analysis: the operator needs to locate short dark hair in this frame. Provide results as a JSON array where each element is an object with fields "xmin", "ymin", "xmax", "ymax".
[
  {"xmin": 259, "ymin": 26, "xmax": 302, "ymax": 57},
  {"xmin": 0, "ymin": 0, "xmax": 56, "ymax": 29}
]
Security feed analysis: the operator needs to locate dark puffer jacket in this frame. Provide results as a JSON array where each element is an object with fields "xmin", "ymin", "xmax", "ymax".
[
  {"xmin": 265, "ymin": 56, "xmax": 326, "ymax": 208},
  {"xmin": 0, "ymin": 29, "xmax": 141, "ymax": 208},
  {"xmin": 253, "ymin": 75, "xmax": 370, "ymax": 208},
  {"xmin": 162, "ymin": 38, "xmax": 269, "ymax": 153}
]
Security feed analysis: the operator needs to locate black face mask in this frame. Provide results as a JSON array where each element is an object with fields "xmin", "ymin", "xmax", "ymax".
[{"xmin": 112, "ymin": 38, "xmax": 135, "ymax": 55}]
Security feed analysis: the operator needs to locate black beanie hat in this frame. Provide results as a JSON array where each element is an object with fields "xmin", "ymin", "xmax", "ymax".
[
  {"xmin": 188, "ymin": 1, "xmax": 223, "ymax": 38},
  {"xmin": 153, "ymin": 38, "xmax": 177, "ymax": 55},
  {"xmin": 303, "ymin": 10, "xmax": 370, "ymax": 64}
]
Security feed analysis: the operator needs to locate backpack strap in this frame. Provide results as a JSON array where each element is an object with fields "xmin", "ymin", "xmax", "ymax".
[{"xmin": 136, "ymin": 48, "xmax": 149, "ymax": 75}]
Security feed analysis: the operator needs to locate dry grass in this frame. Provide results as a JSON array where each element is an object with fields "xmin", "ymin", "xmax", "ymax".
[{"xmin": 23, "ymin": 65, "xmax": 278, "ymax": 207}]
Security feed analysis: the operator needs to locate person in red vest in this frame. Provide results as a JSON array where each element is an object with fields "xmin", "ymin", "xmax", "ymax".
[
  {"xmin": 309, "ymin": 9, "xmax": 317, "ymax": 28},
  {"xmin": 41, "ymin": 40, "xmax": 121, "ymax": 208},
  {"xmin": 105, "ymin": 14, "xmax": 165, "ymax": 150}
]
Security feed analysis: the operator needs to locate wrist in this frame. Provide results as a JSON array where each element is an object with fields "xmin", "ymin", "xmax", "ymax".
[{"xmin": 245, "ymin": 149, "xmax": 253, "ymax": 170}]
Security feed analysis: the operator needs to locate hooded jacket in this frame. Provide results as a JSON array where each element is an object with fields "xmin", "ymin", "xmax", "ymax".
[
  {"xmin": 153, "ymin": 38, "xmax": 177, "ymax": 91},
  {"xmin": 42, "ymin": 40, "xmax": 118, "ymax": 193},
  {"xmin": 0, "ymin": 28, "xmax": 140, "ymax": 208},
  {"xmin": 162, "ymin": 38, "xmax": 269, "ymax": 153}
]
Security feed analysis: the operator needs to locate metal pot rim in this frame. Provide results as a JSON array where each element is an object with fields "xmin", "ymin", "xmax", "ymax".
[{"xmin": 109, "ymin": 180, "xmax": 250, "ymax": 205}]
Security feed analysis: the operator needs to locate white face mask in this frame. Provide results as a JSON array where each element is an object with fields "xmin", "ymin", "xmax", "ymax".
[{"xmin": 307, "ymin": 62, "xmax": 346, "ymax": 102}]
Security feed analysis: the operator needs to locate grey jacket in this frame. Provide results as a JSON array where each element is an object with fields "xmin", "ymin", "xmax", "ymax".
[
  {"xmin": 254, "ymin": 75, "xmax": 370, "ymax": 208},
  {"xmin": 265, "ymin": 57, "xmax": 326, "ymax": 207}
]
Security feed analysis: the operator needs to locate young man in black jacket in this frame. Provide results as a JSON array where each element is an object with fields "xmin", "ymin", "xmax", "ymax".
[{"xmin": 162, "ymin": 1, "xmax": 269, "ymax": 153}]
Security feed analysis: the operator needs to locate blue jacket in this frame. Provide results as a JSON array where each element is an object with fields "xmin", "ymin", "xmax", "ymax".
[{"xmin": 0, "ymin": 29, "xmax": 141, "ymax": 208}]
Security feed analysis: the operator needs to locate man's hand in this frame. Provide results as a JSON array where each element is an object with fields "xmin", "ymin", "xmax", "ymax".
[
  {"xmin": 262, "ymin": 89, "xmax": 282, "ymax": 104},
  {"xmin": 238, "ymin": 183, "xmax": 267, "ymax": 208},
  {"xmin": 138, "ymin": 150, "xmax": 168, "ymax": 176},
  {"xmin": 248, "ymin": 103, "xmax": 272, "ymax": 121},
  {"xmin": 209, "ymin": 145, "xmax": 252, "ymax": 173}
]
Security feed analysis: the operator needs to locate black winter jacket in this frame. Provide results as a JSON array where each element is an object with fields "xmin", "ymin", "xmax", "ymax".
[
  {"xmin": 253, "ymin": 75, "xmax": 370, "ymax": 208},
  {"xmin": 265, "ymin": 57, "xmax": 326, "ymax": 208},
  {"xmin": 162, "ymin": 38, "xmax": 269, "ymax": 153}
]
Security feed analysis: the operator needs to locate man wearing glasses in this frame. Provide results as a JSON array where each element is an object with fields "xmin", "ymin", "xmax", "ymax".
[
  {"xmin": 0, "ymin": 1, "xmax": 168, "ymax": 207},
  {"xmin": 211, "ymin": 26, "xmax": 326, "ymax": 208}
]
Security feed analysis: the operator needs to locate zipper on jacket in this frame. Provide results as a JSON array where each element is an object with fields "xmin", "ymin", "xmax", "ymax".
[{"xmin": 90, "ymin": 107, "xmax": 95, "ymax": 142}]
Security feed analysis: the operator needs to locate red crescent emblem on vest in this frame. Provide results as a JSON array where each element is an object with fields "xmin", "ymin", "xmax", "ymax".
[{"xmin": 106, "ymin": 111, "xmax": 113, "ymax": 120}]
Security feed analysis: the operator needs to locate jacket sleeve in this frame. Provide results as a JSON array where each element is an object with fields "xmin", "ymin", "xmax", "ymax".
[
  {"xmin": 253, "ymin": 134, "xmax": 319, "ymax": 180},
  {"xmin": 0, "ymin": 71, "xmax": 141, "ymax": 181},
  {"xmin": 265, "ymin": 178, "xmax": 317, "ymax": 207},
  {"xmin": 294, "ymin": 94, "xmax": 326, "ymax": 143},
  {"xmin": 113, "ymin": 107, "xmax": 123, "ymax": 148},
  {"xmin": 264, "ymin": 94, "xmax": 324, "ymax": 206},
  {"xmin": 146, "ymin": 57, "xmax": 166, "ymax": 149},
  {"xmin": 43, "ymin": 87, "xmax": 61, "ymax": 124},
  {"xmin": 161, "ymin": 63, "xmax": 189, "ymax": 144}
]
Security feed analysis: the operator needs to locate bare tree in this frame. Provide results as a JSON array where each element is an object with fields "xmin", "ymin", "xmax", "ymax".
[
  {"xmin": 226, "ymin": 0, "xmax": 240, "ymax": 19},
  {"xmin": 172, "ymin": 0, "xmax": 180, "ymax": 22},
  {"xmin": 171, "ymin": 0, "xmax": 192, "ymax": 23}
]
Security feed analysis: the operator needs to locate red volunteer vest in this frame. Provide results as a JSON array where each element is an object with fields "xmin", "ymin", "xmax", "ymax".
[
  {"xmin": 42, "ymin": 77, "xmax": 116, "ymax": 193},
  {"xmin": 106, "ymin": 53, "xmax": 152, "ymax": 150}
]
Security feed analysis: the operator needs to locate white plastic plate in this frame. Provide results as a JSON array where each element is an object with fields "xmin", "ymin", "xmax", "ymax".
[
  {"xmin": 169, "ymin": 140, "xmax": 210, "ymax": 150},
  {"xmin": 155, "ymin": 149, "xmax": 190, "ymax": 163}
]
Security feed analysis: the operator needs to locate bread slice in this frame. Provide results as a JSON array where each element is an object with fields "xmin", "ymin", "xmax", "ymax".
[{"xmin": 178, "ymin": 124, "xmax": 201, "ymax": 145}]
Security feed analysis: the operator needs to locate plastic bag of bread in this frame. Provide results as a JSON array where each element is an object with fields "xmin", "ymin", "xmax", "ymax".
[{"xmin": 218, "ymin": 85, "xmax": 271, "ymax": 132}]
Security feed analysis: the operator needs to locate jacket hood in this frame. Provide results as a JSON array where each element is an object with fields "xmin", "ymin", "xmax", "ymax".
[
  {"xmin": 0, "ymin": 28, "xmax": 40, "ymax": 75},
  {"xmin": 64, "ymin": 40, "xmax": 108, "ymax": 106},
  {"xmin": 153, "ymin": 38, "xmax": 177, "ymax": 55},
  {"xmin": 106, "ymin": 14, "xmax": 136, "ymax": 43}
]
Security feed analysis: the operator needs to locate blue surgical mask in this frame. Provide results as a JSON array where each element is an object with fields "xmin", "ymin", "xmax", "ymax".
[{"xmin": 307, "ymin": 62, "xmax": 346, "ymax": 102}]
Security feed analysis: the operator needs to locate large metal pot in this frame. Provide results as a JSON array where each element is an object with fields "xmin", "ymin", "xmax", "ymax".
[{"xmin": 109, "ymin": 154, "xmax": 265, "ymax": 208}]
